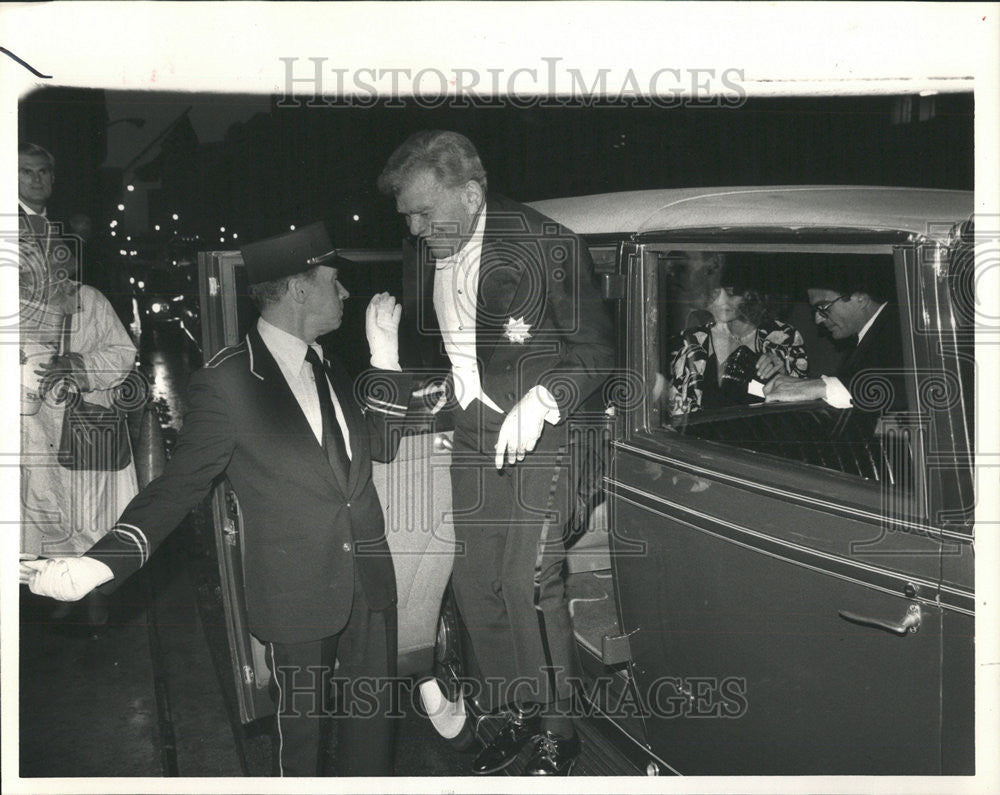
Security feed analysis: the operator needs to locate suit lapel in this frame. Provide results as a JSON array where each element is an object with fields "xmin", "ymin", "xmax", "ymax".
[
  {"xmin": 248, "ymin": 328, "xmax": 346, "ymax": 496},
  {"xmin": 837, "ymin": 304, "xmax": 893, "ymax": 382},
  {"xmin": 410, "ymin": 195, "xmax": 536, "ymax": 371},
  {"xmin": 477, "ymin": 196, "xmax": 534, "ymax": 369}
]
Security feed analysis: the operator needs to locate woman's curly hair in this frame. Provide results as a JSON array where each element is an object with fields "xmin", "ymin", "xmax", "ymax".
[{"xmin": 703, "ymin": 253, "xmax": 790, "ymax": 327}]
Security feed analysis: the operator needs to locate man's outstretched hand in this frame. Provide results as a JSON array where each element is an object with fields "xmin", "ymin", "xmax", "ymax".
[
  {"xmin": 763, "ymin": 375, "xmax": 826, "ymax": 403},
  {"xmin": 20, "ymin": 557, "xmax": 114, "ymax": 601}
]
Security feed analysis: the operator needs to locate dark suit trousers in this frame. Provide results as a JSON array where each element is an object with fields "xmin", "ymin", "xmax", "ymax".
[
  {"xmin": 264, "ymin": 568, "xmax": 397, "ymax": 777},
  {"xmin": 449, "ymin": 400, "xmax": 581, "ymax": 722}
]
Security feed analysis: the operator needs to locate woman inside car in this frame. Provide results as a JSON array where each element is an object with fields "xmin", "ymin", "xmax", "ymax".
[{"xmin": 666, "ymin": 253, "xmax": 809, "ymax": 416}]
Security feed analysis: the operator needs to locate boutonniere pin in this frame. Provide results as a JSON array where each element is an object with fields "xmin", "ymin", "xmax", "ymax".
[{"xmin": 503, "ymin": 316, "xmax": 532, "ymax": 344}]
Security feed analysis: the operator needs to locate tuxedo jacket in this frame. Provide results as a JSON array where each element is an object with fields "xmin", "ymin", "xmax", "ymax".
[
  {"xmin": 19, "ymin": 205, "xmax": 49, "ymax": 256},
  {"xmin": 400, "ymin": 193, "xmax": 615, "ymax": 420},
  {"xmin": 88, "ymin": 327, "xmax": 414, "ymax": 645},
  {"xmin": 19, "ymin": 206, "xmax": 79, "ymax": 281},
  {"xmin": 837, "ymin": 303, "xmax": 907, "ymax": 412}
]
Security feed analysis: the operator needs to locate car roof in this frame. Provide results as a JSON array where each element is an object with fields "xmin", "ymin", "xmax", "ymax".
[{"xmin": 527, "ymin": 186, "xmax": 973, "ymax": 241}]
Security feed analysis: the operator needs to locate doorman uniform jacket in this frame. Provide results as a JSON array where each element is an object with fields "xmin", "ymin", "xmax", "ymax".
[{"xmin": 86, "ymin": 327, "xmax": 414, "ymax": 645}]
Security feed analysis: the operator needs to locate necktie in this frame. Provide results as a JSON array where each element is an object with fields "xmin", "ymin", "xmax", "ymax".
[{"xmin": 305, "ymin": 347, "xmax": 350, "ymax": 487}]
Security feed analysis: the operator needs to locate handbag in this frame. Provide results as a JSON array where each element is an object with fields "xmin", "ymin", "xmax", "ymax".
[
  {"xmin": 56, "ymin": 314, "xmax": 132, "ymax": 471},
  {"xmin": 719, "ymin": 344, "xmax": 763, "ymax": 404}
]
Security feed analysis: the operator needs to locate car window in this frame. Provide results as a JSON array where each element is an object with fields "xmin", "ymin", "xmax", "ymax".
[{"xmin": 646, "ymin": 248, "xmax": 911, "ymax": 485}]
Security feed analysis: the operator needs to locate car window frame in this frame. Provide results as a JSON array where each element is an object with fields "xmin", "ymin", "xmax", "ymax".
[{"xmin": 622, "ymin": 237, "xmax": 943, "ymax": 529}]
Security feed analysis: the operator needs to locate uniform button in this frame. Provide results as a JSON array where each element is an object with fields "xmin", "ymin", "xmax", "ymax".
[
  {"xmin": 457, "ymin": 289, "xmax": 463, "ymax": 295},
  {"xmin": 506, "ymin": 392, "xmax": 515, "ymax": 401},
  {"xmin": 342, "ymin": 543, "xmax": 351, "ymax": 552}
]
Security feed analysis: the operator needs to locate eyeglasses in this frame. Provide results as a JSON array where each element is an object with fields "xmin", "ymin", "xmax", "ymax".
[{"xmin": 811, "ymin": 295, "xmax": 850, "ymax": 317}]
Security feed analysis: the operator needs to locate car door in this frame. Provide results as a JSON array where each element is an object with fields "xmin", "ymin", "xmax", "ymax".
[
  {"xmin": 606, "ymin": 238, "xmax": 973, "ymax": 774},
  {"xmin": 197, "ymin": 250, "xmax": 272, "ymax": 722}
]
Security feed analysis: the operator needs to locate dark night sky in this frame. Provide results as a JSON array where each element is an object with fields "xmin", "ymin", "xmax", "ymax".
[{"xmin": 19, "ymin": 88, "xmax": 973, "ymax": 249}]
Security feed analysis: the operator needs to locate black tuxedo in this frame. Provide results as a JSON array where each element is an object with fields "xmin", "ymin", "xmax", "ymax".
[
  {"xmin": 403, "ymin": 194, "xmax": 614, "ymax": 414},
  {"xmin": 837, "ymin": 303, "xmax": 907, "ymax": 413},
  {"xmin": 402, "ymin": 194, "xmax": 614, "ymax": 722},
  {"xmin": 87, "ymin": 326, "xmax": 413, "ymax": 774}
]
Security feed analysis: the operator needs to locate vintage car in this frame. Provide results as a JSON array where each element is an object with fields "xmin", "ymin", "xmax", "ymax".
[{"xmin": 198, "ymin": 185, "xmax": 975, "ymax": 775}]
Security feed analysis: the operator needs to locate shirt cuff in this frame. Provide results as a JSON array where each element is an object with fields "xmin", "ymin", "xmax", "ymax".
[
  {"xmin": 370, "ymin": 355, "xmax": 402, "ymax": 372},
  {"xmin": 821, "ymin": 375, "xmax": 853, "ymax": 409},
  {"xmin": 529, "ymin": 385, "xmax": 562, "ymax": 425}
]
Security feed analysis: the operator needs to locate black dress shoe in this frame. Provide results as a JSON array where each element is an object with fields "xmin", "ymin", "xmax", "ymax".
[
  {"xmin": 471, "ymin": 710, "xmax": 541, "ymax": 775},
  {"xmin": 523, "ymin": 730, "xmax": 581, "ymax": 776}
]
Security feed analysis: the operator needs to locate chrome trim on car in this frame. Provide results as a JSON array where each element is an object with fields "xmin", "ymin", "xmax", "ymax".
[
  {"xmin": 606, "ymin": 479, "xmax": 974, "ymax": 616},
  {"xmin": 612, "ymin": 440, "xmax": 972, "ymax": 545}
]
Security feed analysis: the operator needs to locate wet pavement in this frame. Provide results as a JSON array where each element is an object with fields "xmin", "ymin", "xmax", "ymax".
[{"xmin": 19, "ymin": 324, "xmax": 476, "ymax": 779}]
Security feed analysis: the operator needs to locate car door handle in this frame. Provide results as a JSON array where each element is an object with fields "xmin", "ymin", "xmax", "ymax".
[{"xmin": 838, "ymin": 603, "xmax": 921, "ymax": 635}]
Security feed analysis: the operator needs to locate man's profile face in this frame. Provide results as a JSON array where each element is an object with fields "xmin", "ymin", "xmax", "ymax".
[
  {"xmin": 394, "ymin": 169, "xmax": 480, "ymax": 259},
  {"xmin": 303, "ymin": 266, "xmax": 350, "ymax": 334},
  {"xmin": 807, "ymin": 288, "xmax": 869, "ymax": 340},
  {"xmin": 19, "ymin": 154, "xmax": 54, "ymax": 212}
]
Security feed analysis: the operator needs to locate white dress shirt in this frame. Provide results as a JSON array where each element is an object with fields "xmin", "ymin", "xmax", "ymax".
[
  {"xmin": 257, "ymin": 317, "xmax": 352, "ymax": 459},
  {"xmin": 432, "ymin": 205, "xmax": 504, "ymax": 413},
  {"xmin": 19, "ymin": 200, "xmax": 46, "ymax": 218}
]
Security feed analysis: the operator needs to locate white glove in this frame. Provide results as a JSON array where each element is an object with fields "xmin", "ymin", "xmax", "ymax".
[
  {"xmin": 366, "ymin": 292, "xmax": 402, "ymax": 371},
  {"xmin": 494, "ymin": 386, "xmax": 559, "ymax": 469},
  {"xmin": 20, "ymin": 557, "xmax": 114, "ymax": 601}
]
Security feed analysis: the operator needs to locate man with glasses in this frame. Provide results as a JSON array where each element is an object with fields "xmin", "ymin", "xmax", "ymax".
[{"xmin": 763, "ymin": 270, "xmax": 904, "ymax": 412}]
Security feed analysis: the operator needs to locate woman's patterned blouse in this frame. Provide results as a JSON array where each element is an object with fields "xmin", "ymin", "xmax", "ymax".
[{"xmin": 667, "ymin": 318, "xmax": 809, "ymax": 416}]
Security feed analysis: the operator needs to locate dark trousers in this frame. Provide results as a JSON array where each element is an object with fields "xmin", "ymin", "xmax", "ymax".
[
  {"xmin": 264, "ymin": 571, "xmax": 397, "ymax": 777},
  {"xmin": 449, "ymin": 401, "xmax": 580, "ymax": 726}
]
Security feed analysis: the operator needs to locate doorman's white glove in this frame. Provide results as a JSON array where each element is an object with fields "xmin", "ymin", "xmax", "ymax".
[
  {"xmin": 20, "ymin": 557, "xmax": 114, "ymax": 601},
  {"xmin": 366, "ymin": 292, "xmax": 402, "ymax": 371}
]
